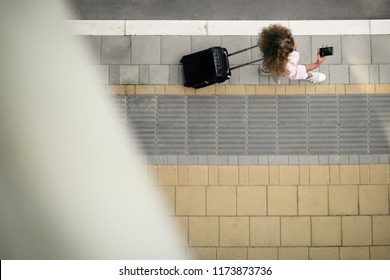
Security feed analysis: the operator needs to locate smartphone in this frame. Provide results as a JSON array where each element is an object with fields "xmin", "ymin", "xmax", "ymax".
[{"xmin": 319, "ymin": 46, "xmax": 333, "ymax": 57}]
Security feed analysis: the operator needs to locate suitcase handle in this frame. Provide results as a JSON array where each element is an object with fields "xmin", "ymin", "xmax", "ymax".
[
  {"xmin": 227, "ymin": 45, "xmax": 263, "ymax": 71},
  {"xmin": 227, "ymin": 45, "xmax": 258, "ymax": 57}
]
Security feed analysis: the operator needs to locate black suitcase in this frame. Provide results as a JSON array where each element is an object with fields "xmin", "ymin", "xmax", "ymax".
[{"xmin": 180, "ymin": 45, "xmax": 262, "ymax": 89}]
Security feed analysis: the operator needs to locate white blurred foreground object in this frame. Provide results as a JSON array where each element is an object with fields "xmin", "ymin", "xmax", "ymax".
[{"xmin": 0, "ymin": 0, "xmax": 183, "ymax": 259}]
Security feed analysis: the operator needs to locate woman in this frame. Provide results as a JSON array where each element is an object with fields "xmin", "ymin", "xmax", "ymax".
[{"xmin": 258, "ymin": 24, "xmax": 326, "ymax": 84}]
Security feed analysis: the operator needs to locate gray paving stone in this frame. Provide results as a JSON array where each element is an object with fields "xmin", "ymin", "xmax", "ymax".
[
  {"xmin": 298, "ymin": 155, "xmax": 318, "ymax": 165},
  {"xmin": 228, "ymin": 156, "xmax": 238, "ymax": 165},
  {"xmin": 348, "ymin": 155, "xmax": 359, "ymax": 164},
  {"xmin": 221, "ymin": 36, "xmax": 251, "ymax": 65},
  {"xmin": 311, "ymin": 35, "xmax": 341, "ymax": 65},
  {"xmin": 379, "ymin": 155, "xmax": 389, "ymax": 164},
  {"xmin": 278, "ymin": 76, "xmax": 290, "ymax": 85},
  {"xmin": 120, "ymin": 65, "xmax": 139, "ymax": 84},
  {"xmin": 238, "ymin": 156, "xmax": 258, "ymax": 165},
  {"xmin": 197, "ymin": 156, "xmax": 208, "ymax": 165},
  {"xmin": 318, "ymin": 155, "xmax": 329, "ymax": 165},
  {"xmin": 227, "ymin": 68, "xmax": 240, "ymax": 84},
  {"xmin": 294, "ymin": 36, "xmax": 312, "ymax": 65},
  {"xmin": 359, "ymin": 155, "xmax": 379, "ymax": 164},
  {"xmin": 178, "ymin": 155, "xmax": 197, "ymax": 165},
  {"xmin": 318, "ymin": 65, "xmax": 330, "ymax": 85},
  {"xmin": 109, "ymin": 65, "xmax": 120, "ymax": 85},
  {"xmin": 379, "ymin": 65, "xmax": 390, "ymax": 83},
  {"xmin": 258, "ymin": 156, "xmax": 268, "ymax": 165},
  {"xmin": 101, "ymin": 36, "xmax": 130, "ymax": 64},
  {"xmin": 139, "ymin": 65, "xmax": 150, "ymax": 84},
  {"xmin": 329, "ymin": 155, "xmax": 349, "ymax": 164},
  {"xmin": 259, "ymin": 72, "xmax": 270, "ymax": 84},
  {"xmin": 370, "ymin": 65, "xmax": 380, "ymax": 84},
  {"xmin": 167, "ymin": 156, "xmax": 178, "ymax": 165},
  {"xmin": 150, "ymin": 65, "xmax": 169, "ymax": 84},
  {"xmin": 250, "ymin": 36, "xmax": 262, "ymax": 64},
  {"xmin": 239, "ymin": 65, "xmax": 259, "ymax": 84},
  {"xmin": 350, "ymin": 65, "xmax": 369, "ymax": 84},
  {"xmin": 288, "ymin": 155, "xmax": 299, "ymax": 165},
  {"xmin": 372, "ymin": 35, "xmax": 390, "ymax": 64},
  {"xmin": 169, "ymin": 65, "xmax": 179, "ymax": 84},
  {"xmin": 147, "ymin": 156, "xmax": 168, "ymax": 165},
  {"xmin": 341, "ymin": 35, "xmax": 371, "ymax": 64},
  {"xmin": 162, "ymin": 36, "xmax": 191, "ymax": 64},
  {"xmin": 329, "ymin": 65, "xmax": 349, "ymax": 84},
  {"xmin": 191, "ymin": 36, "xmax": 221, "ymax": 53},
  {"xmin": 268, "ymin": 155, "xmax": 289, "ymax": 165},
  {"xmin": 131, "ymin": 36, "xmax": 161, "ymax": 64},
  {"xmin": 208, "ymin": 155, "xmax": 228, "ymax": 165}
]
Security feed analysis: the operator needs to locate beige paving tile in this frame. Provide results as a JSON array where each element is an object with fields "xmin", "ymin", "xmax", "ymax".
[
  {"xmin": 220, "ymin": 217, "xmax": 249, "ymax": 247},
  {"xmin": 281, "ymin": 217, "xmax": 311, "ymax": 246},
  {"xmin": 300, "ymin": 166, "xmax": 310, "ymax": 185},
  {"xmin": 188, "ymin": 217, "xmax": 218, "ymax": 246},
  {"xmin": 187, "ymin": 166, "xmax": 208, "ymax": 186},
  {"xmin": 279, "ymin": 166, "xmax": 299, "ymax": 185},
  {"xmin": 312, "ymin": 216, "xmax": 341, "ymax": 246},
  {"xmin": 176, "ymin": 186, "xmax": 205, "ymax": 216},
  {"xmin": 226, "ymin": 85, "xmax": 246, "ymax": 95},
  {"xmin": 269, "ymin": 166, "xmax": 279, "ymax": 185},
  {"xmin": 298, "ymin": 185, "xmax": 328, "ymax": 215},
  {"xmin": 248, "ymin": 247, "xmax": 278, "ymax": 260},
  {"xmin": 250, "ymin": 217, "xmax": 280, "ymax": 247},
  {"xmin": 256, "ymin": 85, "xmax": 276, "ymax": 95},
  {"xmin": 309, "ymin": 165, "xmax": 330, "ymax": 185},
  {"xmin": 248, "ymin": 166, "xmax": 269, "ymax": 185},
  {"xmin": 237, "ymin": 186, "xmax": 267, "ymax": 215},
  {"xmin": 309, "ymin": 247, "xmax": 339, "ymax": 260},
  {"xmin": 239, "ymin": 166, "xmax": 249, "ymax": 185},
  {"xmin": 157, "ymin": 166, "xmax": 177, "ymax": 186},
  {"xmin": 329, "ymin": 165, "xmax": 340, "ymax": 185},
  {"xmin": 186, "ymin": 247, "xmax": 216, "ymax": 260},
  {"xmin": 340, "ymin": 247, "xmax": 370, "ymax": 260},
  {"xmin": 208, "ymin": 166, "xmax": 218, "ymax": 185},
  {"xmin": 206, "ymin": 186, "xmax": 236, "ymax": 216},
  {"xmin": 329, "ymin": 185, "xmax": 358, "ymax": 215},
  {"xmin": 360, "ymin": 165, "xmax": 370, "ymax": 184},
  {"xmin": 339, "ymin": 165, "xmax": 360, "ymax": 185},
  {"xmin": 278, "ymin": 247, "xmax": 308, "ymax": 260},
  {"xmin": 359, "ymin": 185, "xmax": 389, "ymax": 214},
  {"xmin": 342, "ymin": 216, "xmax": 372, "ymax": 246},
  {"xmin": 178, "ymin": 166, "xmax": 187, "ymax": 185},
  {"xmin": 268, "ymin": 185, "xmax": 297, "ymax": 215},
  {"xmin": 370, "ymin": 165, "xmax": 389, "ymax": 184},
  {"xmin": 373, "ymin": 216, "xmax": 390, "ymax": 245},
  {"xmin": 370, "ymin": 246, "xmax": 390, "ymax": 260},
  {"xmin": 217, "ymin": 248, "xmax": 247, "ymax": 260},
  {"xmin": 219, "ymin": 166, "xmax": 239, "ymax": 185}
]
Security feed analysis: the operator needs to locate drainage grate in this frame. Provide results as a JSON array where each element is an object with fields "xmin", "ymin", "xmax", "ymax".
[{"xmin": 114, "ymin": 94, "xmax": 390, "ymax": 156}]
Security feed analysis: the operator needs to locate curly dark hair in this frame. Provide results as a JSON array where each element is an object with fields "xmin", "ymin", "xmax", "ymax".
[{"xmin": 258, "ymin": 24, "xmax": 295, "ymax": 77}]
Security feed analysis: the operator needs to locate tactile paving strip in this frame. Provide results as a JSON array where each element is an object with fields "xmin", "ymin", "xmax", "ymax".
[{"xmin": 111, "ymin": 94, "xmax": 390, "ymax": 156}]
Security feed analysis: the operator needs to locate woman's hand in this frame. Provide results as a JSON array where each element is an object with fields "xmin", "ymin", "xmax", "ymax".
[{"xmin": 315, "ymin": 47, "xmax": 327, "ymax": 66}]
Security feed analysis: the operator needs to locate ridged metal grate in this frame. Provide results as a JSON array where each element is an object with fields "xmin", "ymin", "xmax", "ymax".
[{"xmin": 111, "ymin": 94, "xmax": 390, "ymax": 155}]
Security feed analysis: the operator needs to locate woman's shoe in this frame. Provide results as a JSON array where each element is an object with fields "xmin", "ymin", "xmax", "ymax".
[{"xmin": 308, "ymin": 72, "xmax": 326, "ymax": 83}]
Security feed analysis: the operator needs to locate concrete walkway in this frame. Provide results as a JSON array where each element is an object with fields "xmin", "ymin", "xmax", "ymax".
[{"xmin": 69, "ymin": 4, "xmax": 390, "ymax": 259}]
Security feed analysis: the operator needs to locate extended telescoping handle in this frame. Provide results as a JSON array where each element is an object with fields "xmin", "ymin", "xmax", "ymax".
[
  {"xmin": 227, "ymin": 45, "xmax": 263, "ymax": 71},
  {"xmin": 227, "ymin": 45, "xmax": 258, "ymax": 57}
]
